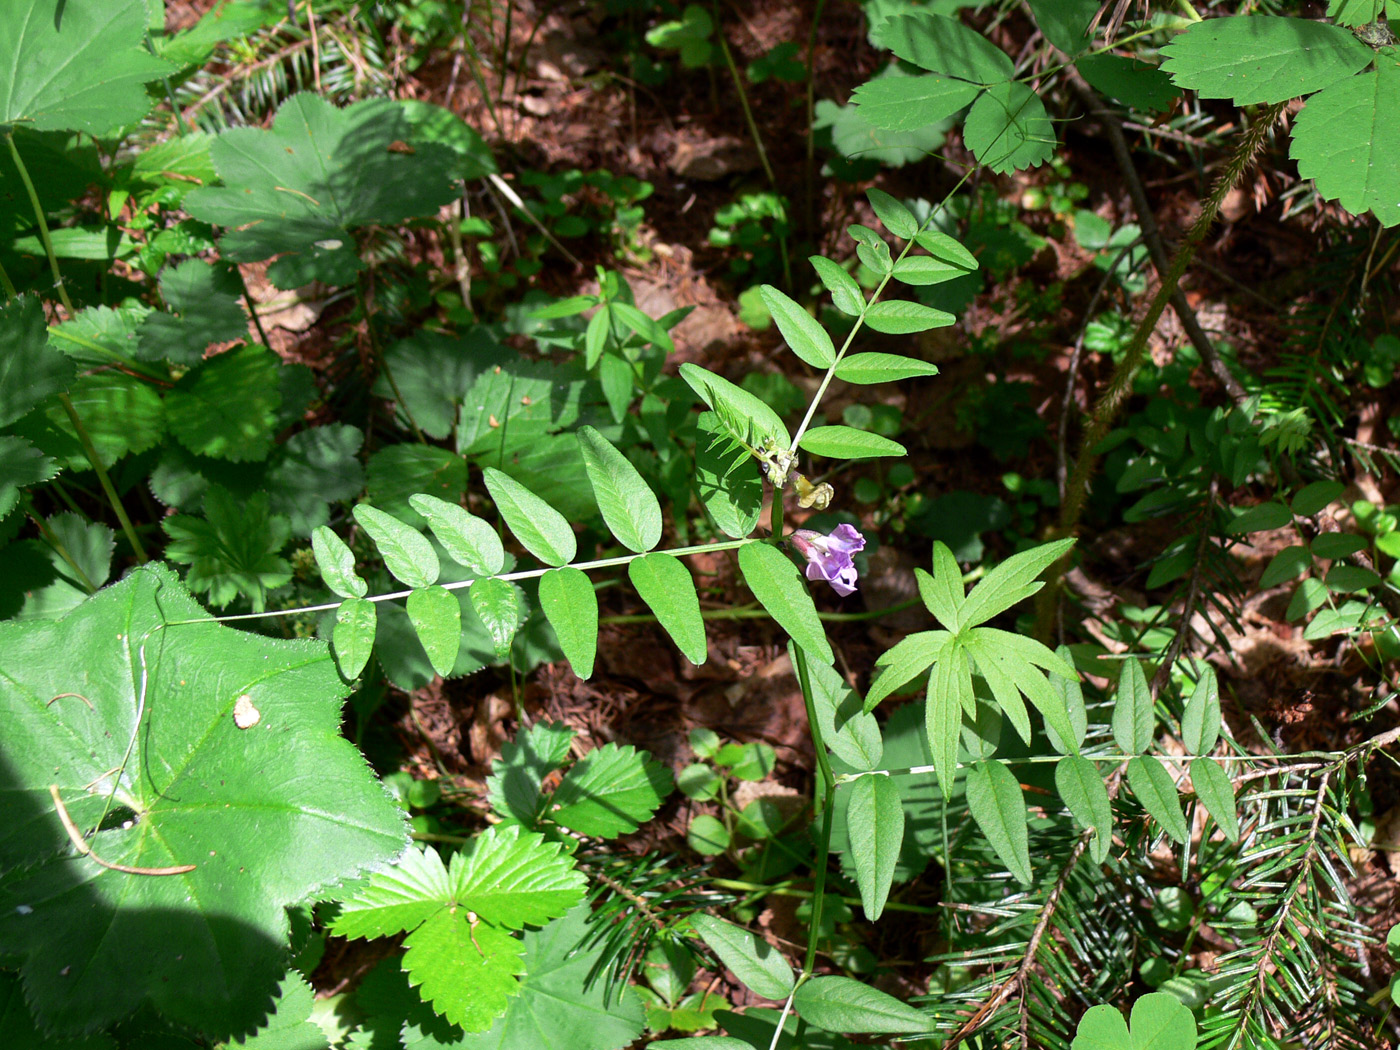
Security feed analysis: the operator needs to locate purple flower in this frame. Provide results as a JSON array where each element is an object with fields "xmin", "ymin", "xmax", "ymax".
[{"xmin": 789, "ymin": 524, "xmax": 866, "ymax": 597}]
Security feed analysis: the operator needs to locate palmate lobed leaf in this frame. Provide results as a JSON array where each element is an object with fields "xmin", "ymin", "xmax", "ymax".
[{"xmin": 0, "ymin": 563, "xmax": 407, "ymax": 1037}]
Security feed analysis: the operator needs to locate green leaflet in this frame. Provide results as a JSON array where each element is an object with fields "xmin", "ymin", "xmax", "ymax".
[
  {"xmin": 958, "ymin": 537, "xmax": 1074, "ymax": 628},
  {"xmin": 312, "ymin": 526, "xmax": 367, "ymax": 599},
  {"xmin": 809, "ymin": 255, "xmax": 866, "ymax": 316},
  {"xmin": 1191, "ymin": 757, "xmax": 1240, "ymax": 842},
  {"xmin": 1072, "ymin": 991, "xmax": 1198, "ymax": 1050},
  {"xmin": 835, "ymin": 352, "xmax": 940, "ymax": 384},
  {"xmin": 865, "ymin": 188, "xmax": 918, "ymax": 239},
  {"xmin": 576, "ymin": 425, "xmax": 662, "ymax": 552},
  {"xmin": 913, "ymin": 230, "xmax": 980, "ymax": 271},
  {"xmin": 1292, "ymin": 62, "xmax": 1400, "ymax": 228},
  {"xmin": 0, "ymin": 564, "xmax": 406, "ymax": 1036},
  {"xmin": 865, "ymin": 630, "xmax": 949, "ymax": 710},
  {"xmin": 799, "ymin": 425, "xmax": 907, "ymax": 460},
  {"xmin": 0, "ymin": 0, "xmax": 172, "ymax": 135},
  {"xmin": 410, "ymin": 493, "xmax": 505, "ymax": 577},
  {"xmin": 737, "ymin": 541, "xmax": 834, "ymax": 663},
  {"xmin": 795, "ymin": 643, "xmax": 883, "ymax": 771},
  {"xmin": 549, "ymin": 743, "xmax": 673, "ymax": 838},
  {"xmin": 1111, "ymin": 658, "xmax": 1154, "ymax": 756},
  {"xmin": 679, "ymin": 362, "xmax": 791, "ymax": 452},
  {"xmin": 537, "ymin": 568, "xmax": 597, "ymax": 680},
  {"xmin": 919, "ymin": 542, "xmax": 964, "ymax": 630},
  {"xmin": 470, "ymin": 577, "xmax": 521, "ymax": 662},
  {"xmin": 628, "ymin": 552, "xmax": 707, "ymax": 665},
  {"xmin": 353, "ymin": 504, "xmax": 440, "ymax": 589},
  {"xmin": 849, "ymin": 223, "xmax": 894, "ymax": 274},
  {"xmin": 694, "ymin": 412, "xmax": 762, "ymax": 539},
  {"xmin": 891, "ymin": 255, "xmax": 971, "ymax": 286},
  {"xmin": 928, "ymin": 639, "xmax": 968, "ymax": 799},
  {"xmin": 1055, "ymin": 756, "xmax": 1112, "ymax": 865},
  {"xmin": 408, "ymin": 585, "xmax": 462, "ymax": 676},
  {"xmin": 863, "ymin": 300, "xmax": 956, "ymax": 334},
  {"xmin": 0, "ymin": 296, "xmax": 74, "ymax": 428},
  {"xmin": 966, "ymin": 760, "xmax": 1033, "ymax": 885},
  {"xmin": 334, "ymin": 596, "xmax": 377, "ymax": 680},
  {"xmin": 881, "ymin": 12, "xmax": 1015, "ymax": 83},
  {"xmin": 1161, "ymin": 15, "xmax": 1374, "ymax": 106},
  {"xmin": 1077, "ymin": 54, "xmax": 1181, "ymax": 113},
  {"xmin": 690, "ymin": 915, "xmax": 794, "ymax": 1001},
  {"xmin": 759, "ymin": 285, "xmax": 835, "ymax": 368},
  {"xmin": 846, "ymin": 775, "xmax": 903, "ymax": 921},
  {"xmin": 1225, "ymin": 501, "xmax": 1292, "ymax": 535},
  {"xmin": 852, "ymin": 73, "xmax": 982, "ymax": 131},
  {"xmin": 1126, "ymin": 757, "xmax": 1189, "ymax": 845},
  {"xmin": 964, "ymin": 81, "xmax": 1055, "ymax": 174},
  {"xmin": 482, "ymin": 467, "xmax": 577, "ymax": 567},
  {"xmin": 1181, "ymin": 665, "xmax": 1221, "ymax": 755},
  {"xmin": 792, "ymin": 975, "xmax": 927, "ymax": 1034}
]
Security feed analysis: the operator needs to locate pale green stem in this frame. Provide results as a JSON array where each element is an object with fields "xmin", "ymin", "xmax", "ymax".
[{"xmin": 57, "ymin": 393, "xmax": 148, "ymax": 563}]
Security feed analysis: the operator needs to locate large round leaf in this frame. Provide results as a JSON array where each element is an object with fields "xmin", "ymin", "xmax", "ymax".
[{"xmin": 0, "ymin": 563, "xmax": 407, "ymax": 1037}]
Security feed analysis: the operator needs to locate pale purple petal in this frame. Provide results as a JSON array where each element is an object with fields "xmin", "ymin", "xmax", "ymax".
[{"xmin": 790, "ymin": 524, "xmax": 866, "ymax": 596}]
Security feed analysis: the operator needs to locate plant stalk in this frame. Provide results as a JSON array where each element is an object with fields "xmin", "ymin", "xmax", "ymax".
[{"xmin": 58, "ymin": 393, "xmax": 148, "ymax": 563}]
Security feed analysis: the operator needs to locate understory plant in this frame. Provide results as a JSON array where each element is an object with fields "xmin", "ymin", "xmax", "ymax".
[{"xmin": 1, "ymin": 2, "xmax": 1399, "ymax": 1050}]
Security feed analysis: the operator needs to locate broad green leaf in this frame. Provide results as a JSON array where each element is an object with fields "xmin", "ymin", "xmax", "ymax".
[
  {"xmin": 446, "ymin": 904, "xmax": 645, "ymax": 1050},
  {"xmin": 1225, "ymin": 501, "xmax": 1292, "ymax": 535},
  {"xmin": 964, "ymin": 81, "xmax": 1055, "ymax": 173},
  {"xmin": 549, "ymin": 743, "xmax": 673, "ymax": 838},
  {"xmin": 398, "ymin": 99, "xmax": 497, "ymax": 180},
  {"xmin": 679, "ymin": 363, "xmax": 791, "ymax": 452},
  {"xmin": 410, "ymin": 494, "xmax": 505, "ymax": 577},
  {"xmin": 738, "ymin": 542, "xmax": 834, "ymax": 663},
  {"xmin": 264, "ymin": 424, "xmax": 366, "ymax": 537},
  {"xmin": 312, "ymin": 526, "xmax": 368, "ymax": 599},
  {"xmin": 799, "ymin": 425, "xmax": 907, "ymax": 460},
  {"xmin": 1259, "ymin": 544, "xmax": 1311, "ymax": 588},
  {"xmin": 483, "ymin": 467, "xmax": 577, "ymax": 567},
  {"xmin": 759, "ymin": 285, "xmax": 836, "ymax": 368},
  {"xmin": 231, "ymin": 970, "xmax": 328, "ymax": 1050},
  {"xmin": 1077, "ymin": 54, "xmax": 1181, "ymax": 112},
  {"xmin": 690, "ymin": 915, "xmax": 794, "ymax": 1001},
  {"xmin": 1161, "ymin": 16, "xmax": 1373, "ymax": 105},
  {"xmin": 846, "ymin": 775, "xmax": 903, "ymax": 921},
  {"xmin": 486, "ymin": 722, "xmax": 576, "ymax": 826},
  {"xmin": 958, "ymin": 537, "xmax": 1074, "ymax": 628},
  {"xmin": 628, "ymin": 552, "xmax": 707, "ymax": 665},
  {"xmin": 367, "ymin": 445, "xmax": 469, "ymax": 524},
  {"xmin": 881, "ymin": 12, "xmax": 1015, "ymax": 83},
  {"xmin": 1112, "ymin": 658, "xmax": 1154, "ymax": 756},
  {"xmin": 796, "ymin": 643, "xmax": 883, "ymax": 770},
  {"xmin": 1191, "ymin": 758, "xmax": 1239, "ymax": 842},
  {"xmin": 891, "ymin": 255, "xmax": 971, "ymax": 286},
  {"xmin": 470, "ymin": 577, "xmax": 521, "ymax": 662},
  {"xmin": 334, "ymin": 597, "xmax": 377, "ymax": 680},
  {"xmin": 917, "ymin": 542, "xmax": 965, "ymax": 630},
  {"xmin": 537, "ymin": 568, "xmax": 597, "ymax": 680},
  {"xmin": 1312, "ymin": 532, "xmax": 1367, "ymax": 559},
  {"xmin": 353, "ymin": 504, "xmax": 440, "ymax": 589},
  {"xmin": 408, "ymin": 586, "xmax": 462, "ymax": 677},
  {"xmin": 24, "ymin": 369, "xmax": 165, "ymax": 473},
  {"xmin": 966, "ymin": 760, "xmax": 1032, "ymax": 885},
  {"xmin": 1055, "ymin": 756, "xmax": 1112, "ymax": 865},
  {"xmin": 1181, "ymin": 665, "xmax": 1220, "ymax": 755},
  {"xmin": 166, "ymin": 344, "xmax": 281, "ymax": 462},
  {"xmin": 863, "ymin": 300, "xmax": 956, "ymax": 334},
  {"xmin": 576, "ymin": 425, "xmax": 662, "ymax": 552},
  {"xmin": 1127, "ymin": 757, "xmax": 1189, "ymax": 845},
  {"xmin": 695, "ymin": 412, "xmax": 762, "ymax": 538},
  {"xmin": 793, "ymin": 975, "xmax": 926, "ymax": 1034},
  {"xmin": 852, "ymin": 73, "xmax": 982, "ymax": 131},
  {"xmin": 1027, "ymin": 0, "xmax": 1098, "ymax": 54},
  {"xmin": 928, "ymin": 641, "xmax": 969, "ymax": 800},
  {"xmin": 809, "ymin": 255, "xmax": 866, "ymax": 316},
  {"xmin": 835, "ymin": 352, "xmax": 940, "ymax": 384},
  {"xmin": 865, "ymin": 188, "xmax": 918, "ymax": 239},
  {"xmin": 137, "ymin": 261, "xmax": 248, "ymax": 365},
  {"xmin": 1292, "ymin": 480, "xmax": 1346, "ymax": 516},
  {"xmin": 1044, "ymin": 644, "xmax": 1087, "ymax": 755},
  {"xmin": 1126, "ymin": 992, "xmax": 1198, "ymax": 1050},
  {"xmin": 0, "ymin": 564, "xmax": 407, "ymax": 1036},
  {"xmin": 866, "ymin": 630, "xmax": 949, "ymax": 710},
  {"xmin": 0, "ymin": 0, "xmax": 172, "ymax": 135},
  {"xmin": 375, "ymin": 329, "xmax": 511, "ymax": 442},
  {"xmin": 1292, "ymin": 63, "xmax": 1400, "ymax": 228},
  {"xmin": 0, "ymin": 295, "xmax": 73, "ymax": 428},
  {"xmin": 185, "ymin": 94, "xmax": 459, "ymax": 288}
]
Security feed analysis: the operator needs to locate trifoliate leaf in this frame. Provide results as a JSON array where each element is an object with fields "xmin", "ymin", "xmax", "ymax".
[
  {"xmin": 185, "ymin": 94, "xmax": 459, "ymax": 288},
  {"xmin": 0, "ymin": 563, "xmax": 407, "ymax": 1037},
  {"xmin": 166, "ymin": 344, "xmax": 282, "ymax": 462},
  {"xmin": 549, "ymin": 743, "xmax": 673, "ymax": 839},
  {"xmin": 163, "ymin": 486, "xmax": 293, "ymax": 611},
  {"xmin": 0, "ymin": 0, "xmax": 172, "ymax": 135},
  {"xmin": 0, "ymin": 295, "xmax": 73, "ymax": 428}
]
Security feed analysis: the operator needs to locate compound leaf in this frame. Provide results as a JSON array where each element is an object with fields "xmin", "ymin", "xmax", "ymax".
[
  {"xmin": 0, "ymin": 563, "xmax": 407, "ymax": 1036},
  {"xmin": 486, "ymin": 722, "xmax": 576, "ymax": 826}
]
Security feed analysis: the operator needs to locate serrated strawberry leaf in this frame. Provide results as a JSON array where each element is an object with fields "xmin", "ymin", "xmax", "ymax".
[
  {"xmin": 165, "ymin": 344, "xmax": 282, "ymax": 462},
  {"xmin": 0, "ymin": 563, "xmax": 407, "ymax": 1037},
  {"xmin": 548, "ymin": 743, "xmax": 674, "ymax": 838},
  {"xmin": 487, "ymin": 722, "xmax": 576, "ymax": 826}
]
